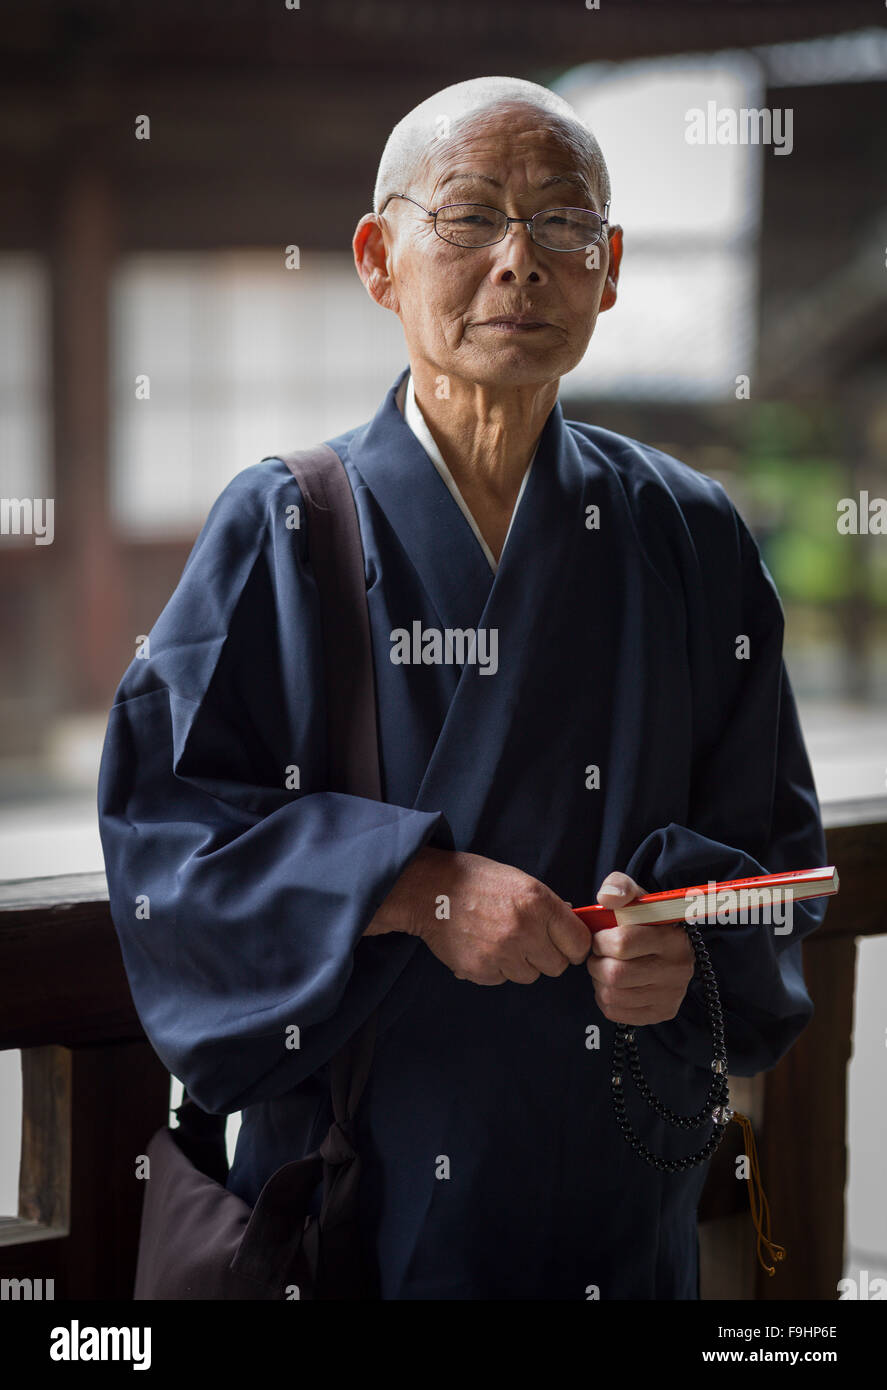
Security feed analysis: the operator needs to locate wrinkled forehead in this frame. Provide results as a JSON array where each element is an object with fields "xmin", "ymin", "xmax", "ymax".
[{"xmin": 416, "ymin": 102, "xmax": 600, "ymax": 202}]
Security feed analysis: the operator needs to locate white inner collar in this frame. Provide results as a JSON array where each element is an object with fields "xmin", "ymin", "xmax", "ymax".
[{"xmin": 397, "ymin": 371, "xmax": 536, "ymax": 574}]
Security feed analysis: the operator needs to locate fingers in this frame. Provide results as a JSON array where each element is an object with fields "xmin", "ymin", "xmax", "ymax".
[
  {"xmin": 587, "ymin": 924, "xmax": 695, "ymax": 1024},
  {"xmin": 508, "ymin": 884, "xmax": 590, "ymax": 978},
  {"xmin": 586, "ymin": 959, "xmax": 691, "ymax": 1023},
  {"xmin": 592, "ymin": 875, "xmax": 649, "ymax": 959},
  {"xmin": 587, "ymin": 952, "xmax": 660, "ymax": 990},
  {"xmin": 548, "ymin": 904, "xmax": 592, "ymax": 966},
  {"xmin": 592, "ymin": 996, "xmax": 677, "ymax": 1026},
  {"xmin": 587, "ymin": 952, "xmax": 690, "ymax": 993},
  {"xmin": 456, "ymin": 934, "xmax": 577, "ymax": 987},
  {"xmin": 590, "ymin": 924, "xmax": 655, "ymax": 960},
  {"xmin": 591, "ymin": 920, "xmax": 693, "ymax": 962},
  {"xmin": 505, "ymin": 954, "xmax": 544, "ymax": 985},
  {"xmin": 596, "ymin": 871, "xmax": 646, "ymax": 906},
  {"xmin": 507, "ymin": 910, "xmax": 591, "ymax": 981},
  {"xmin": 511, "ymin": 923, "xmax": 573, "ymax": 978},
  {"xmin": 450, "ymin": 936, "xmax": 562, "ymax": 987},
  {"xmin": 459, "ymin": 959, "xmax": 540, "ymax": 986},
  {"xmin": 454, "ymin": 965, "xmax": 509, "ymax": 987}
]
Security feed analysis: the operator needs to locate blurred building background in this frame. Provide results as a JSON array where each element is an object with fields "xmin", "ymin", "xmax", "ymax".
[{"xmin": 1, "ymin": 1, "xmax": 885, "ymax": 1291}]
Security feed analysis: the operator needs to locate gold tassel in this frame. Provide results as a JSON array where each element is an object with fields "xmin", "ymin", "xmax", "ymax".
[{"xmin": 731, "ymin": 1110, "xmax": 786, "ymax": 1276}]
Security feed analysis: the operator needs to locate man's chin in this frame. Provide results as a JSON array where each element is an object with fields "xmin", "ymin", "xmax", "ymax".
[{"xmin": 460, "ymin": 346, "xmax": 582, "ymax": 389}]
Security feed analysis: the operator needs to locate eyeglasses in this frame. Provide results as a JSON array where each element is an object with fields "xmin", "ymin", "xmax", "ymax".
[{"xmin": 380, "ymin": 193, "xmax": 610, "ymax": 252}]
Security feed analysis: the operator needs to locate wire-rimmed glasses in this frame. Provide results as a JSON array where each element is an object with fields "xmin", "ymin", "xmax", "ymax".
[{"xmin": 379, "ymin": 193, "xmax": 610, "ymax": 252}]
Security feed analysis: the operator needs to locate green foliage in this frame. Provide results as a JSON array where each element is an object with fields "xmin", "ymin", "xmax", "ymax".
[
  {"xmin": 737, "ymin": 415, "xmax": 885, "ymax": 609},
  {"xmin": 745, "ymin": 457, "xmax": 852, "ymax": 603}
]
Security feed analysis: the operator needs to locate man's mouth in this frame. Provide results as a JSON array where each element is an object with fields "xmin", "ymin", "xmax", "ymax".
[{"xmin": 477, "ymin": 316, "xmax": 552, "ymax": 332}]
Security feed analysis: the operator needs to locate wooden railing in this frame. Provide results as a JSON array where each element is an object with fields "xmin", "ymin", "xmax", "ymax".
[{"xmin": 0, "ymin": 797, "xmax": 884, "ymax": 1299}]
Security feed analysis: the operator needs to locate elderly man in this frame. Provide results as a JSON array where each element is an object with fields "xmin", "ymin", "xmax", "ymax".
[{"xmin": 98, "ymin": 76, "xmax": 826, "ymax": 1300}]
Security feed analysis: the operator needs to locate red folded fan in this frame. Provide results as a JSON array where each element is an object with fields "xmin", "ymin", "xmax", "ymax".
[{"xmin": 573, "ymin": 865, "xmax": 839, "ymax": 931}]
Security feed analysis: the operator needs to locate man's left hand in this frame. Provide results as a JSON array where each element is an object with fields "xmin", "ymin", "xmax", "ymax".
[{"xmin": 585, "ymin": 871, "xmax": 695, "ymax": 1025}]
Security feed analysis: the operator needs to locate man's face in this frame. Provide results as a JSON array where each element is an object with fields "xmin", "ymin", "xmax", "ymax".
[{"xmin": 356, "ymin": 103, "xmax": 621, "ymax": 389}]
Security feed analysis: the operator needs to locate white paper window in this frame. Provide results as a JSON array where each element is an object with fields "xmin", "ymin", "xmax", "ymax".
[
  {"xmin": 110, "ymin": 251, "xmax": 408, "ymax": 536},
  {"xmin": 554, "ymin": 55, "xmax": 764, "ymax": 400}
]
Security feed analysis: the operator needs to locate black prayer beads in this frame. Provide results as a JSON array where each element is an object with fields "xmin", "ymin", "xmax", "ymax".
[{"xmin": 609, "ymin": 920, "xmax": 732, "ymax": 1171}]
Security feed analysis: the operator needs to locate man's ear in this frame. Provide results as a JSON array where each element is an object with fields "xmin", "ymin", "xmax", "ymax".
[
  {"xmin": 353, "ymin": 214, "xmax": 399, "ymax": 313},
  {"xmin": 598, "ymin": 225, "xmax": 623, "ymax": 313}
]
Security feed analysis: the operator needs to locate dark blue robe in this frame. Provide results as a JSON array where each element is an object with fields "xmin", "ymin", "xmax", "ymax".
[{"xmin": 97, "ymin": 364, "xmax": 827, "ymax": 1299}]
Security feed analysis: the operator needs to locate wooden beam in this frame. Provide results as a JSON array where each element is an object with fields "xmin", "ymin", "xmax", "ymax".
[
  {"xmin": 0, "ymin": 800, "xmax": 883, "ymax": 1047},
  {"xmin": 816, "ymin": 803, "xmax": 887, "ymax": 939},
  {"xmin": 0, "ymin": 797, "xmax": 881, "ymax": 1299},
  {"xmin": 1, "ymin": 2, "xmax": 879, "ymax": 83},
  {"xmin": 0, "ymin": 874, "xmax": 141, "ymax": 1047}
]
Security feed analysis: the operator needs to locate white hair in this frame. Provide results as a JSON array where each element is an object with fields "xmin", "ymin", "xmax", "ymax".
[{"xmin": 372, "ymin": 75, "xmax": 610, "ymax": 214}]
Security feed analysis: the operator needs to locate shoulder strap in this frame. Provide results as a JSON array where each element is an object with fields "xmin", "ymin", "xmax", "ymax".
[
  {"xmin": 178, "ymin": 444, "xmax": 381, "ymax": 1147},
  {"xmin": 279, "ymin": 444, "xmax": 381, "ymax": 1130},
  {"xmin": 279, "ymin": 444, "xmax": 380, "ymax": 802}
]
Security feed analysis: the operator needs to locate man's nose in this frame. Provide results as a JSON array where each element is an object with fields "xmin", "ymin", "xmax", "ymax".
[{"xmin": 492, "ymin": 222, "xmax": 547, "ymax": 284}]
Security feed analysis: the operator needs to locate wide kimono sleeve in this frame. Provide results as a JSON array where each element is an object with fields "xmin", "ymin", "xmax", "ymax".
[
  {"xmin": 97, "ymin": 460, "xmax": 452, "ymax": 1114},
  {"xmin": 623, "ymin": 485, "xmax": 828, "ymax": 1078}
]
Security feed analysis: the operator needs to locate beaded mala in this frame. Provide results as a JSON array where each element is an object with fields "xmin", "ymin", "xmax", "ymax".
[
  {"xmin": 609, "ymin": 917, "xmax": 786, "ymax": 1274},
  {"xmin": 610, "ymin": 919, "xmax": 731, "ymax": 1171}
]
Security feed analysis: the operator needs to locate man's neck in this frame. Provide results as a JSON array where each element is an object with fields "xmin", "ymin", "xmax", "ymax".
[{"xmin": 408, "ymin": 364, "xmax": 557, "ymax": 506}]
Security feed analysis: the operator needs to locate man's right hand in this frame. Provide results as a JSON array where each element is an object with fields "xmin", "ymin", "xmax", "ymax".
[{"xmin": 365, "ymin": 845, "xmax": 590, "ymax": 985}]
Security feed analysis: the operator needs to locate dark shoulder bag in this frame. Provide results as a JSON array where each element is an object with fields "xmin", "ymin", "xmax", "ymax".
[{"xmin": 133, "ymin": 444, "xmax": 381, "ymax": 1301}]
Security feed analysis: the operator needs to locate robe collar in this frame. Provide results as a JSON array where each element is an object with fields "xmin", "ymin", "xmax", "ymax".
[{"xmin": 345, "ymin": 365, "xmax": 581, "ymax": 636}]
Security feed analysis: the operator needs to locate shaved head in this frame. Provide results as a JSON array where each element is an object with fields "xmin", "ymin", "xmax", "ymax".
[
  {"xmin": 354, "ymin": 73, "xmax": 622, "ymax": 397},
  {"xmin": 372, "ymin": 75, "xmax": 611, "ymax": 214}
]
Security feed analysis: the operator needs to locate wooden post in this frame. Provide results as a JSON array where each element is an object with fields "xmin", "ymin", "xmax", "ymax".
[
  {"xmin": 18, "ymin": 1045, "xmax": 71, "ymax": 1236},
  {"xmin": 66, "ymin": 1042, "xmax": 172, "ymax": 1298},
  {"xmin": 0, "ymin": 1044, "xmax": 170, "ymax": 1300},
  {"xmin": 50, "ymin": 160, "xmax": 124, "ymax": 710},
  {"xmin": 699, "ymin": 1074, "xmax": 764, "ymax": 1299},
  {"xmin": 754, "ymin": 933, "xmax": 856, "ymax": 1299},
  {"xmin": 0, "ymin": 877, "xmax": 172, "ymax": 1298},
  {"xmin": 697, "ymin": 801, "xmax": 885, "ymax": 1299}
]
